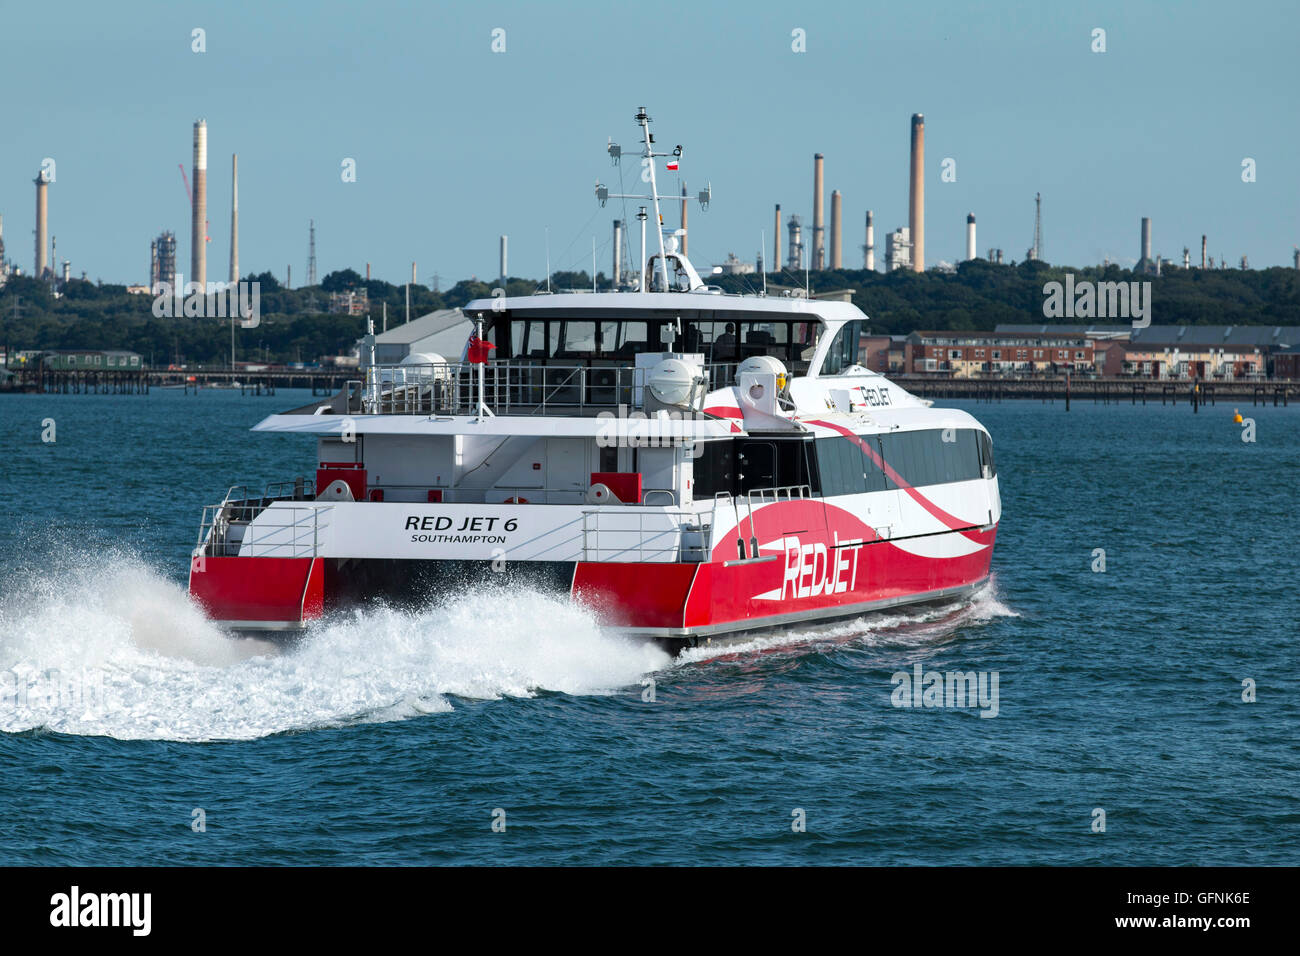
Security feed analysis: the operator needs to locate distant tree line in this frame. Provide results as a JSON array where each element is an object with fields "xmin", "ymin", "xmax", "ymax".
[
  {"xmin": 708, "ymin": 259, "xmax": 1300, "ymax": 335},
  {"xmin": 2, "ymin": 259, "xmax": 1297, "ymax": 365}
]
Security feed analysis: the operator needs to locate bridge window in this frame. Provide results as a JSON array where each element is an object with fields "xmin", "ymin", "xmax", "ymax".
[
  {"xmin": 978, "ymin": 431, "xmax": 997, "ymax": 478},
  {"xmin": 556, "ymin": 321, "xmax": 597, "ymax": 358},
  {"xmin": 820, "ymin": 320, "xmax": 867, "ymax": 375}
]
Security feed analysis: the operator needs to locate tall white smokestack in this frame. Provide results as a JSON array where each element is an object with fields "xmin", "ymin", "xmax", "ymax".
[
  {"xmin": 612, "ymin": 220, "xmax": 623, "ymax": 287},
  {"xmin": 812, "ymin": 154, "xmax": 825, "ymax": 270},
  {"xmin": 830, "ymin": 190, "xmax": 842, "ymax": 269},
  {"xmin": 192, "ymin": 120, "xmax": 207, "ymax": 290},
  {"xmin": 864, "ymin": 210, "xmax": 874, "ymax": 270},
  {"xmin": 909, "ymin": 114, "xmax": 925, "ymax": 272},
  {"xmin": 229, "ymin": 153, "xmax": 239, "ymax": 283},
  {"xmin": 966, "ymin": 213, "xmax": 976, "ymax": 262},
  {"xmin": 773, "ymin": 204, "xmax": 781, "ymax": 273},
  {"xmin": 499, "ymin": 235, "xmax": 508, "ymax": 287},
  {"xmin": 34, "ymin": 170, "xmax": 49, "ymax": 279}
]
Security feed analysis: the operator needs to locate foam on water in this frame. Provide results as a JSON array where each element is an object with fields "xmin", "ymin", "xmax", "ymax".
[
  {"xmin": 0, "ymin": 555, "xmax": 671, "ymax": 742},
  {"xmin": 673, "ymin": 577, "xmax": 1017, "ymax": 666}
]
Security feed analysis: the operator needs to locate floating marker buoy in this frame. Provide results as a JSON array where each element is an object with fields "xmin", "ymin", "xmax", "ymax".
[{"xmin": 1233, "ymin": 408, "xmax": 1243, "ymax": 424}]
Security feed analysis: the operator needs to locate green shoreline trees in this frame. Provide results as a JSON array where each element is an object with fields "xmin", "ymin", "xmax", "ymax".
[{"xmin": 2, "ymin": 259, "xmax": 1296, "ymax": 366}]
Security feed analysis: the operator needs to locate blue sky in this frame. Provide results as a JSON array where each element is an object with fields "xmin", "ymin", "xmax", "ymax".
[{"xmin": 1, "ymin": 0, "xmax": 1296, "ymax": 286}]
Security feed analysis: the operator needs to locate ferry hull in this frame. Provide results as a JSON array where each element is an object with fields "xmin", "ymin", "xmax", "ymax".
[{"xmin": 189, "ymin": 524, "xmax": 997, "ymax": 647}]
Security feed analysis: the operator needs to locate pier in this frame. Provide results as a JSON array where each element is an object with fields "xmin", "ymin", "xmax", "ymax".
[
  {"xmin": 3, "ymin": 366, "xmax": 1297, "ymax": 408},
  {"xmin": 0, "ymin": 366, "xmax": 357, "ymax": 397},
  {"xmin": 894, "ymin": 375, "xmax": 1296, "ymax": 407}
]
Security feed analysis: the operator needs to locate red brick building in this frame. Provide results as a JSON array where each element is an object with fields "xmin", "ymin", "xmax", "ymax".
[{"xmin": 902, "ymin": 331, "xmax": 1095, "ymax": 376}]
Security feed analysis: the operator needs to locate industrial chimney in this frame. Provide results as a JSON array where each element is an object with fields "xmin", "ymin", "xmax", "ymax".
[
  {"xmin": 34, "ymin": 170, "xmax": 49, "ymax": 279},
  {"xmin": 773, "ymin": 204, "xmax": 781, "ymax": 274},
  {"xmin": 192, "ymin": 120, "xmax": 207, "ymax": 291},
  {"xmin": 829, "ymin": 190, "xmax": 842, "ymax": 269},
  {"xmin": 499, "ymin": 235, "xmax": 508, "ymax": 288},
  {"xmin": 812, "ymin": 154, "xmax": 825, "ymax": 270},
  {"xmin": 864, "ymin": 210, "xmax": 875, "ymax": 270},
  {"xmin": 787, "ymin": 214, "xmax": 803, "ymax": 271},
  {"xmin": 909, "ymin": 114, "xmax": 925, "ymax": 272},
  {"xmin": 1201, "ymin": 235, "xmax": 1207, "ymax": 270},
  {"xmin": 1140, "ymin": 217, "xmax": 1152, "ymax": 271},
  {"xmin": 229, "ymin": 153, "xmax": 239, "ymax": 284},
  {"xmin": 612, "ymin": 220, "xmax": 623, "ymax": 287},
  {"xmin": 966, "ymin": 213, "xmax": 976, "ymax": 262}
]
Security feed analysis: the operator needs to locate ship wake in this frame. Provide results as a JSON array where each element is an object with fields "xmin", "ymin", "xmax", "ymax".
[{"xmin": 0, "ymin": 554, "xmax": 669, "ymax": 742}]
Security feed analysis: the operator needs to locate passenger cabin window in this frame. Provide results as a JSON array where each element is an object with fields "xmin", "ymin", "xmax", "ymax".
[
  {"xmin": 496, "ymin": 315, "xmax": 815, "ymax": 367},
  {"xmin": 557, "ymin": 321, "xmax": 597, "ymax": 357},
  {"xmin": 820, "ymin": 320, "xmax": 867, "ymax": 375},
  {"xmin": 812, "ymin": 428, "xmax": 989, "ymax": 495}
]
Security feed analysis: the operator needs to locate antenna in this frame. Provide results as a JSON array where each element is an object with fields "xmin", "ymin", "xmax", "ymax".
[
  {"xmin": 595, "ymin": 108, "xmax": 710, "ymax": 293},
  {"xmin": 636, "ymin": 107, "xmax": 669, "ymax": 292},
  {"xmin": 636, "ymin": 207, "xmax": 647, "ymax": 293},
  {"xmin": 307, "ymin": 220, "xmax": 317, "ymax": 286}
]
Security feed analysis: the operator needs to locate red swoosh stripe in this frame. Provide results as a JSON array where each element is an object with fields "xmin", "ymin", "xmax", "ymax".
[{"xmin": 808, "ymin": 418, "xmax": 983, "ymax": 535}]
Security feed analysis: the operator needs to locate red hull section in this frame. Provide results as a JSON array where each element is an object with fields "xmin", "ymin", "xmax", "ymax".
[
  {"xmin": 189, "ymin": 556, "xmax": 324, "ymax": 625},
  {"xmin": 579, "ymin": 497, "xmax": 996, "ymax": 636},
  {"xmin": 572, "ymin": 562, "xmax": 698, "ymax": 628},
  {"xmin": 189, "ymin": 502, "xmax": 995, "ymax": 639}
]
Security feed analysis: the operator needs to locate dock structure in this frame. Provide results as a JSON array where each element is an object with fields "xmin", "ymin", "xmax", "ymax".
[
  {"xmin": 0, "ymin": 366, "xmax": 358, "ymax": 396},
  {"xmin": 1, "ymin": 366, "xmax": 1295, "ymax": 407},
  {"xmin": 894, "ymin": 375, "xmax": 1295, "ymax": 407}
]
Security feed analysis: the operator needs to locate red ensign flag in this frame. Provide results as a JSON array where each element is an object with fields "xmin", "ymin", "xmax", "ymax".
[{"xmin": 467, "ymin": 336, "xmax": 496, "ymax": 364}]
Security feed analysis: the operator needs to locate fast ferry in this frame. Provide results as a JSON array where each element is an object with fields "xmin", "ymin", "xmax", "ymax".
[{"xmin": 188, "ymin": 108, "xmax": 1000, "ymax": 650}]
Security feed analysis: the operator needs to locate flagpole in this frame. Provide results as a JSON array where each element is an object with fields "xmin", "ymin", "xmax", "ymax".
[{"xmin": 475, "ymin": 315, "xmax": 486, "ymax": 422}]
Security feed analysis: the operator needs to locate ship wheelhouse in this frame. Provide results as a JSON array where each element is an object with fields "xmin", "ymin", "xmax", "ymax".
[{"xmin": 482, "ymin": 303, "xmax": 819, "ymax": 374}]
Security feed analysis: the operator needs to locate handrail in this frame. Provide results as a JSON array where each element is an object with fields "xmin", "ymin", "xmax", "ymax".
[
  {"xmin": 353, "ymin": 359, "xmax": 739, "ymax": 417},
  {"xmin": 580, "ymin": 505, "xmax": 712, "ymax": 563},
  {"xmin": 197, "ymin": 479, "xmax": 323, "ymax": 555},
  {"xmin": 746, "ymin": 483, "xmax": 811, "ymax": 506}
]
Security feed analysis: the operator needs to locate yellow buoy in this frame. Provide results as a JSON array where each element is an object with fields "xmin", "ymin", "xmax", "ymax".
[{"xmin": 1233, "ymin": 409, "xmax": 1243, "ymax": 424}]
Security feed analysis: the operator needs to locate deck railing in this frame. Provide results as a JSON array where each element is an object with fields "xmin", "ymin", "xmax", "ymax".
[
  {"xmin": 346, "ymin": 361, "xmax": 740, "ymax": 417},
  {"xmin": 580, "ymin": 506, "xmax": 712, "ymax": 563},
  {"xmin": 196, "ymin": 481, "xmax": 321, "ymax": 558}
]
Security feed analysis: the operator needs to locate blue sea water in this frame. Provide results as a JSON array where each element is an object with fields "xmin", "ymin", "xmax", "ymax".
[{"xmin": 1, "ymin": 389, "xmax": 1297, "ymax": 865}]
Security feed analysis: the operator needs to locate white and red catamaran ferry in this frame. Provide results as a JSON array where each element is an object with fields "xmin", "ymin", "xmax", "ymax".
[{"xmin": 189, "ymin": 108, "xmax": 1000, "ymax": 649}]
